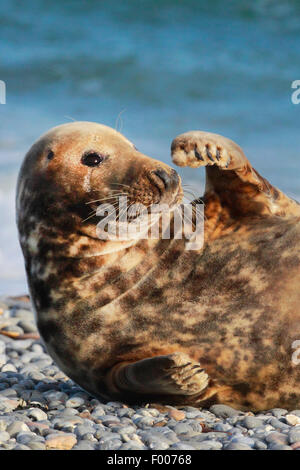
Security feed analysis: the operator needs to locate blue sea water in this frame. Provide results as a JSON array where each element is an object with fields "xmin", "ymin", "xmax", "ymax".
[{"xmin": 0, "ymin": 0, "xmax": 300, "ymax": 294}]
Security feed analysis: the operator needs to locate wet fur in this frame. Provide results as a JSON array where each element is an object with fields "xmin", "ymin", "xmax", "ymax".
[{"xmin": 16, "ymin": 123, "xmax": 300, "ymax": 410}]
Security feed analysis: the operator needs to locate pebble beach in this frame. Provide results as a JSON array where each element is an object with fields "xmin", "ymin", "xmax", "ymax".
[{"xmin": 0, "ymin": 296, "xmax": 299, "ymax": 451}]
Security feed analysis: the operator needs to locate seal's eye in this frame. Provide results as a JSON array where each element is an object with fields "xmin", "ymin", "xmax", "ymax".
[
  {"xmin": 47, "ymin": 150, "xmax": 55, "ymax": 160},
  {"xmin": 81, "ymin": 152, "xmax": 104, "ymax": 167}
]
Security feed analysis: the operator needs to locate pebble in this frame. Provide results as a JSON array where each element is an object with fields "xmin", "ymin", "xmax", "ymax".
[
  {"xmin": 270, "ymin": 408, "xmax": 288, "ymax": 418},
  {"xmin": 190, "ymin": 440, "xmax": 223, "ymax": 450},
  {"xmin": 173, "ymin": 422, "xmax": 195, "ymax": 435},
  {"xmin": 120, "ymin": 441, "xmax": 146, "ymax": 450},
  {"xmin": 13, "ymin": 444, "xmax": 31, "ymax": 450},
  {"xmin": 242, "ymin": 416, "xmax": 264, "ymax": 429},
  {"xmin": 285, "ymin": 414, "xmax": 300, "ymax": 426},
  {"xmin": 98, "ymin": 439, "xmax": 122, "ymax": 450},
  {"xmin": 28, "ymin": 441, "xmax": 46, "ymax": 450},
  {"xmin": 209, "ymin": 404, "xmax": 242, "ymax": 418},
  {"xmin": 265, "ymin": 432, "xmax": 289, "ymax": 446},
  {"xmin": 225, "ymin": 442, "xmax": 253, "ymax": 450},
  {"xmin": 267, "ymin": 417, "xmax": 290, "ymax": 431},
  {"xmin": 288, "ymin": 429, "xmax": 300, "ymax": 444},
  {"xmin": 168, "ymin": 409, "xmax": 185, "ymax": 421},
  {"xmin": 45, "ymin": 433, "xmax": 77, "ymax": 450},
  {"xmin": 65, "ymin": 396, "xmax": 85, "ymax": 408},
  {"xmin": 254, "ymin": 439, "xmax": 268, "ymax": 450},
  {"xmin": 27, "ymin": 408, "xmax": 48, "ymax": 421},
  {"xmin": 73, "ymin": 440, "xmax": 97, "ymax": 450},
  {"xmin": 0, "ymin": 431, "xmax": 10, "ymax": 443},
  {"xmin": 7, "ymin": 421, "xmax": 30, "ymax": 437},
  {"xmin": 268, "ymin": 444, "xmax": 292, "ymax": 450}
]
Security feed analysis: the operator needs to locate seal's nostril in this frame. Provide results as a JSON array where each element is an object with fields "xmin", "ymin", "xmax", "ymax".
[{"xmin": 156, "ymin": 169, "xmax": 179, "ymax": 187}]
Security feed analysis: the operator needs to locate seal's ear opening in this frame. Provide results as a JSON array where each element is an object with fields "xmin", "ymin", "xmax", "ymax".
[{"xmin": 81, "ymin": 152, "xmax": 105, "ymax": 167}]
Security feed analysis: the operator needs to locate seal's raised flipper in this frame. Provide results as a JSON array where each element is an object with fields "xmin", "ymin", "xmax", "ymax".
[
  {"xmin": 105, "ymin": 352, "xmax": 209, "ymax": 400},
  {"xmin": 171, "ymin": 131, "xmax": 300, "ymax": 218}
]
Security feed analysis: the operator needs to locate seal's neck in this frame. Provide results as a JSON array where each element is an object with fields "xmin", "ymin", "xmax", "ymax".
[{"xmin": 20, "ymin": 215, "xmax": 172, "ymax": 311}]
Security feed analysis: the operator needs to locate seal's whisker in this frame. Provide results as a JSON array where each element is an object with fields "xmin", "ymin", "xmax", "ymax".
[
  {"xmin": 115, "ymin": 109, "xmax": 126, "ymax": 133},
  {"xmin": 82, "ymin": 200, "xmax": 122, "ymax": 224},
  {"xmin": 110, "ymin": 183, "xmax": 131, "ymax": 189},
  {"xmin": 116, "ymin": 202, "xmax": 134, "ymax": 222},
  {"xmin": 85, "ymin": 193, "xmax": 128, "ymax": 205},
  {"xmin": 179, "ymin": 195, "xmax": 207, "ymax": 223},
  {"xmin": 182, "ymin": 185, "xmax": 206, "ymax": 205},
  {"xmin": 82, "ymin": 212, "xmax": 98, "ymax": 224},
  {"xmin": 183, "ymin": 189, "xmax": 202, "ymax": 201},
  {"xmin": 183, "ymin": 191, "xmax": 206, "ymax": 210},
  {"xmin": 63, "ymin": 115, "xmax": 77, "ymax": 122}
]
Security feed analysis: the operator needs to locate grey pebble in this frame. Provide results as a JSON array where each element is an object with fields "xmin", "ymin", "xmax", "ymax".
[
  {"xmin": 16, "ymin": 431, "xmax": 44, "ymax": 444},
  {"xmin": 270, "ymin": 408, "xmax": 288, "ymax": 418},
  {"xmin": 65, "ymin": 396, "xmax": 85, "ymax": 408},
  {"xmin": 242, "ymin": 416, "xmax": 264, "ymax": 429},
  {"xmin": 0, "ymin": 354, "xmax": 7, "ymax": 367},
  {"xmin": 268, "ymin": 444, "xmax": 292, "ymax": 450},
  {"xmin": 139, "ymin": 432, "xmax": 173, "ymax": 448},
  {"xmin": 115, "ymin": 425, "xmax": 136, "ymax": 435},
  {"xmin": 1, "ymin": 364, "xmax": 17, "ymax": 373},
  {"xmin": 0, "ymin": 341, "xmax": 6, "ymax": 354},
  {"xmin": 230, "ymin": 436, "xmax": 255, "ymax": 447},
  {"xmin": 0, "ymin": 418, "xmax": 11, "ymax": 431},
  {"xmin": 99, "ymin": 432, "xmax": 124, "ymax": 442},
  {"xmin": 170, "ymin": 442, "xmax": 196, "ymax": 450},
  {"xmin": 17, "ymin": 320, "xmax": 37, "ymax": 333},
  {"xmin": 267, "ymin": 417, "xmax": 290, "ymax": 430},
  {"xmin": 225, "ymin": 442, "xmax": 253, "ymax": 450},
  {"xmin": 27, "ymin": 408, "xmax": 48, "ymax": 421},
  {"xmin": 7, "ymin": 339, "xmax": 33, "ymax": 350},
  {"xmin": 213, "ymin": 422, "xmax": 232, "ymax": 432},
  {"xmin": 265, "ymin": 432, "xmax": 289, "ymax": 445},
  {"xmin": 0, "ymin": 387, "xmax": 17, "ymax": 397},
  {"xmin": 74, "ymin": 424, "xmax": 95, "ymax": 438},
  {"xmin": 133, "ymin": 416, "xmax": 155, "ymax": 428},
  {"xmin": 116, "ymin": 408, "xmax": 135, "ymax": 418},
  {"xmin": 209, "ymin": 404, "xmax": 242, "ymax": 418},
  {"xmin": 13, "ymin": 444, "xmax": 31, "ymax": 450},
  {"xmin": 7, "ymin": 421, "xmax": 30, "ymax": 437},
  {"xmin": 187, "ymin": 431, "xmax": 227, "ymax": 442},
  {"xmin": 288, "ymin": 428, "xmax": 300, "ymax": 444},
  {"xmin": 254, "ymin": 439, "xmax": 268, "ymax": 450},
  {"xmin": 0, "ymin": 431, "xmax": 10, "ymax": 443},
  {"xmin": 2, "ymin": 325, "xmax": 24, "ymax": 334},
  {"xmin": 173, "ymin": 422, "xmax": 195, "ymax": 435},
  {"xmin": 190, "ymin": 440, "xmax": 223, "ymax": 450},
  {"xmin": 98, "ymin": 439, "xmax": 122, "ymax": 450},
  {"xmin": 73, "ymin": 440, "xmax": 97, "ymax": 450},
  {"xmin": 27, "ymin": 441, "xmax": 46, "ymax": 450},
  {"xmin": 120, "ymin": 441, "xmax": 146, "ymax": 450}
]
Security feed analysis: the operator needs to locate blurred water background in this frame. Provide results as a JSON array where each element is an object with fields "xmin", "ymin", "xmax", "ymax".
[{"xmin": 0, "ymin": 0, "xmax": 300, "ymax": 294}]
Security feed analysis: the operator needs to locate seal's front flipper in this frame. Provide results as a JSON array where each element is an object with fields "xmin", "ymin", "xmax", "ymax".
[
  {"xmin": 105, "ymin": 352, "xmax": 209, "ymax": 401},
  {"xmin": 171, "ymin": 131, "xmax": 300, "ymax": 218}
]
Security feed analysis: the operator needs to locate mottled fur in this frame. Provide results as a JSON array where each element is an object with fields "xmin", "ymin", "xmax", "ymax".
[{"xmin": 16, "ymin": 123, "xmax": 300, "ymax": 410}]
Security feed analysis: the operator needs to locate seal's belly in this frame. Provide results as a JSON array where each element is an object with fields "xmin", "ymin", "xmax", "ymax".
[
  {"xmin": 30, "ymin": 213, "xmax": 299, "ymax": 411},
  {"xmin": 36, "ymin": 219, "xmax": 300, "ymax": 401}
]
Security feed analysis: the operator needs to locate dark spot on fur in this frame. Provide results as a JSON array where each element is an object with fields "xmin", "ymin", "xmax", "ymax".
[
  {"xmin": 232, "ymin": 382, "xmax": 251, "ymax": 397},
  {"xmin": 37, "ymin": 319, "xmax": 60, "ymax": 343}
]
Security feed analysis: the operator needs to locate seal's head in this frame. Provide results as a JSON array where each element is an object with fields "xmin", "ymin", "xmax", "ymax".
[{"xmin": 17, "ymin": 121, "xmax": 182, "ymax": 254}]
